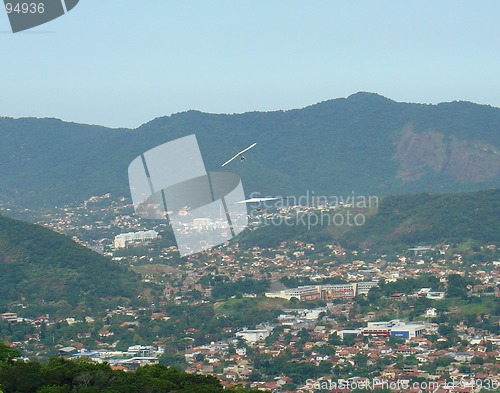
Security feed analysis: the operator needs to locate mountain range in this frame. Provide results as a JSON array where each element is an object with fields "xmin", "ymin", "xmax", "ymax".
[{"xmin": 0, "ymin": 92, "xmax": 499, "ymax": 209}]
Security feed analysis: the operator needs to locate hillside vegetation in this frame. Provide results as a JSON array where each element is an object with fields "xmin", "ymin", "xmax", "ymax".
[
  {"xmin": 0, "ymin": 93, "xmax": 499, "ymax": 209},
  {"xmin": 0, "ymin": 215, "xmax": 147, "ymax": 317},
  {"xmin": 236, "ymin": 188, "xmax": 500, "ymax": 252},
  {"xmin": 340, "ymin": 188, "xmax": 500, "ymax": 250},
  {"xmin": 0, "ymin": 345, "xmax": 265, "ymax": 393}
]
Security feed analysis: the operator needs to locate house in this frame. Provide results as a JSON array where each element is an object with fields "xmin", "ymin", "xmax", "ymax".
[{"xmin": 98, "ymin": 330, "xmax": 114, "ymax": 338}]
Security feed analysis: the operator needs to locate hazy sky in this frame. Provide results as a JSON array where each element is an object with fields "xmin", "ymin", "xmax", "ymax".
[{"xmin": 1, "ymin": 1, "xmax": 499, "ymax": 128}]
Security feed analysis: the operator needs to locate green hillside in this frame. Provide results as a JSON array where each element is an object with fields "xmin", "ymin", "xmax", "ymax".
[
  {"xmin": 236, "ymin": 188, "xmax": 500, "ymax": 252},
  {"xmin": 0, "ymin": 215, "xmax": 147, "ymax": 317},
  {"xmin": 0, "ymin": 93, "xmax": 499, "ymax": 209},
  {"xmin": 339, "ymin": 188, "xmax": 500, "ymax": 250}
]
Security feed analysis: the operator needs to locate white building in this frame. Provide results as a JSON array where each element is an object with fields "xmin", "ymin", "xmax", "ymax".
[
  {"xmin": 265, "ymin": 285, "xmax": 322, "ymax": 301},
  {"xmin": 356, "ymin": 281, "xmax": 379, "ymax": 294},
  {"xmin": 192, "ymin": 218, "xmax": 212, "ymax": 229},
  {"xmin": 265, "ymin": 281, "xmax": 379, "ymax": 301},
  {"xmin": 336, "ymin": 329, "xmax": 361, "ymax": 339},
  {"xmin": 426, "ymin": 291, "xmax": 445, "ymax": 300},
  {"xmin": 114, "ymin": 230, "xmax": 158, "ymax": 248},
  {"xmin": 127, "ymin": 345, "xmax": 155, "ymax": 357},
  {"xmin": 236, "ymin": 329, "xmax": 271, "ymax": 344},
  {"xmin": 361, "ymin": 320, "xmax": 426, "ymax": 339}
]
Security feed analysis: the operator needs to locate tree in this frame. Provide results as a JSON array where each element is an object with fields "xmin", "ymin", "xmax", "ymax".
[
  {"xmin": 0, "ymin": 342, "xmax": 20, "ymax": 364},
  {"xmin": 343, "ymin": 334, "xmax": 356, "ymax": 346},
  {"xmin": 447, "ymin": 274, "xmax": 470, "ymax": 299},
  {"xmin": 353, "ymin": 353, "xmax": 368, "ymax": 368},
  {"xmin": 328, "ymin": 332, "xmax": 342, "ymax": 345},
  {"xmin": 195, "ymin": 353, "xmax": 205, "ymax": 362},
  {"xmin": 388, "ymin": 336, "xmax": 404, "ymax": 348},
  {"xmin": 0, "ymin": 355, "xmax": 268, "ymax": 393},
  {"xmin": 0, "ymin": 361, "xmax": 43, "ymax": 393},
  {"xmin": 405, "ymin": 355, "xmax": 419, "ymax": 366},
  {"xmin": 159, "ymin": 353, "xmax": 187, "ymax": 369},
  {"xmin": 438, "ymin": 324, "xmax": 452, "ymax": 335}
]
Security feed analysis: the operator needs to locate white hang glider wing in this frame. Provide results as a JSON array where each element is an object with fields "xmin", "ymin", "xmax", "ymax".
[
  {"xmin": 235, "ymin": 197, "xmax": 283, "ymax": 204},
  {"xmin": 221, "ymin": 143, "xmax": 257, "ymax": 167}
]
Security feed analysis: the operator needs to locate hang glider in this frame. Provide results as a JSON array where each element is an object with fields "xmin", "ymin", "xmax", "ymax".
[
  {"xmin": 221, "ymin": 143, "xmax": 257, "ymax": 167},
  {"xmin": 235, "ymin": 197, "xmax": 285, "ymax": 204}
]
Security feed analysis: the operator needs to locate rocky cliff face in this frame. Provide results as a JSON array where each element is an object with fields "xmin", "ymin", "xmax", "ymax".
[{"xmin": 394, "ymin": 125, "xmax": 500, "ymax": 183}]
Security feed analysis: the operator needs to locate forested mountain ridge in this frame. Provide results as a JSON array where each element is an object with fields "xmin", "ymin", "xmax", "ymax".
[
  {"xmin": 0, "ymin": 92, "xmax": 499, "ymax": 209},
  {"xmin": 0, "ymin": 214, "xmax": 147, "ymax": 317}
]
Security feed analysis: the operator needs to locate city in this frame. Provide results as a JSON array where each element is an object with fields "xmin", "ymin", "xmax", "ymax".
[{"xmin": 1, "ymin": 194, "xmax": 498, "ymax": 392}]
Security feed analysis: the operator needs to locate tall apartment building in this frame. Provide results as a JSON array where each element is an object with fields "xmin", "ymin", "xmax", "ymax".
[{"xmin": 114, "ymin": 230, "xmax": 158, "ymax": 248}]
